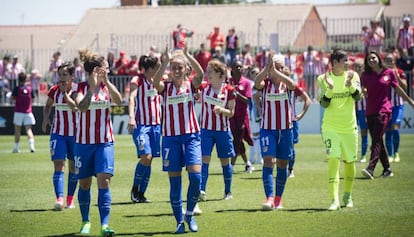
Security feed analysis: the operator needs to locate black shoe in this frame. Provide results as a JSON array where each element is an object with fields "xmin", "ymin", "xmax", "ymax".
[
  {"xmin": 138, "ymin": 192, "xmax": 152, "ymax": 203},
  {"xmin": 361, "ymin": 168, "xmax": 374, "ymax": 179},
  {"xmin": 380, "ymin": 169, "xmax": 394, "ymax": 178},
  {"xmin": 131, "ymin": 186, "xmax": 140, "ymax": 203}
]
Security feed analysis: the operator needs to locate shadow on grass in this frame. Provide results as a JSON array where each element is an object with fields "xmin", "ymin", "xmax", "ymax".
[
  {"xmin": 124, "ymin": 212, "xmax": 172, "ymax": 218},
  {"xmin": 111, "ymin": 200, "xmax": 170, "ymax": 206},
  {"xmin": 215, "ymin": 207, "xmax": 327, "ymax": 213},
  {"xmin": 10, "ymin": 208, "xmax": 55, "ymax": 212},
  {"xmin": 109, "ymin": 230, "xmax": 178, "ymax": 236},
  {"xmin": 43, "ymin": 233, "xmax": 79, "ymax": 237}
]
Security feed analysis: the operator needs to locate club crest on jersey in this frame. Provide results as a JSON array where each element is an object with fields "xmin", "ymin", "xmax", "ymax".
[
  {"xmin": 383, "ymin": 75, "xmax": 389, "ymax": 82},
  {"xmin": 163, "ymin": 159, "xmax": 169, "ymax": 167},
  {"xmin": 326, "ymin": 149, "xmax": 331, "ymax": 155},
  {"xmin": 263, "ymin": 146, "xmax": 268, "ymax": 153},
  {"xmin": 238, "ymin": 85, "xmax": 244, "ymax": 91}
]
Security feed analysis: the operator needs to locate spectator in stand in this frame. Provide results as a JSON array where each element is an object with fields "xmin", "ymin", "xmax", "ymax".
[
  {"xmin": 255, "ymin": 46, "xmax": 269, "ymax": 70},
  {"xmin": 207, "ymin": 26, "xmax": 225, "ymax": 54},
  {"xmin": 126, "ymin": 55, "xmax": 140, "ymax": 76},
  {"xmin": 195, "ymin": 43, "xmax": 212, "ymax": 72},
  {"xmin": 172, "ymin": 24, "xmax": 194, "ymax": 50},
  {"xmin": 149, "ymin": 45, "xmax": 161, "ymax": 59},
  {"xmin": 107, "ymin": 52, "xmax": 116, "ymax": 76},
  {"xmin": 396, "ymin": 16, "xmax": 414, "ymax": 57},
  {"xmin": 367, "ymin": 19, "xmax": 385, "ymax": 54},
  {"xmin": 303, "ymin": 45, "xmax": 318, "ymax": 99},
  {"xmin": 383, "ymin": 53, "xmax": 407, "ymax": 163},
  {"xmin": 229, "ymin": 60, "xmax": 254, "ymax": 173},
  {"xmin": 6, "ymin": 55, "xmax": 26, "ymax": 83},
  {"xmin": 73, "ymin": 49, "xmax": 122, "ymax": 236},
  {"xmin": 114, "ymin": 51, "xmax": 129, "ymax": 76},
  {"xmin": 239, "ymin": 44, "xmax": 254, "ymax": 70},
  {"xmin": 29, "ymin": 69, "xmax": 42, "ymax": 104},
  {"xmin": 41, "ymin": 62, "xmax": 78, "ymax": 211},
  {"xmin": 361, "ymin": 51, "xmax": 414, "ymax": 180},
  {"xmin": 12, "ymin": 72, "xmax": 35, "ymax": 153},
  {"xmin": 284, "ymin": 49, "xmax": 297, "ymax": 80},
  {"xmin": 73, "ymin": 57, "xmax": 85, "ymax": 83},
  {"xmin": 225, "ymin": 27, "xmax": 239, "ymax": 66},
  {"xmin": 49, "ymin": 52, "xmax": 64, "ymax": 85},
  {"xmin": 212, "ymin": 46, "xmax": 226, "ymax": 65},
  {"xmin": 361, "ymin": 25, "xmax": 370, "ymax": 54},
  {"xmin": 0, "ymin": 55, "xmax": 11, "ymax": 103}
]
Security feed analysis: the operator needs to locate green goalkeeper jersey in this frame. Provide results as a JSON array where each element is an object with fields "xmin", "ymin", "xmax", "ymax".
[{"xmin": 317, "ymin": 71, "xmax": 361, "ymax": 134}]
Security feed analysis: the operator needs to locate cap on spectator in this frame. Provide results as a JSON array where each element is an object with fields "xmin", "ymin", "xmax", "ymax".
[
  {"xmin": 120, "ymin": 51, "xmax": 126, "ymax": 56},
  {"xmin": 31, "ymin": 69, "xmax": 39, "ymax": 74},
  {"xmin": 261, "ymin": 46, "xmax": 267, "ymax": 51},
  {"xmin": 403, "ymin": 16, "xmax": 411, "ymax": 22},
  {"xmin": 13, "ymin": 55, "xmax": 18, "ymax": 59}
]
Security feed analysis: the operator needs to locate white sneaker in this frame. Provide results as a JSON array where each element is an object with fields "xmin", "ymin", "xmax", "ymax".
[
  {"xmin": 245, "ymin": 165, "xmax": 255, "ymax": 174},
  {"xmin": 288, "ymin": 171, "xmax": 295, "ymax": 178},
  {"xmin": 223, "ymin": 192, "xmax": 233, "ymax": 200},
  {"xmin": 328, "ymin": 201, "xmax": 340, "ymax": 211},
  {"xmin": 199, "ymin": 190, "xmax": 207, "ymax": 202},
  {"xmin": 193, "ymin": 203, "xmax": 202, "ymax": 215},
  {"xmin": 54, "ymin": 197, "xmax": 64, "ymax": 211}
]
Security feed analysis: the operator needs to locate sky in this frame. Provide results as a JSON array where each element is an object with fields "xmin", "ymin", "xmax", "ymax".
[{"xmin": 0, "ymin": 0, "xmax": 373, "ymax": 26}]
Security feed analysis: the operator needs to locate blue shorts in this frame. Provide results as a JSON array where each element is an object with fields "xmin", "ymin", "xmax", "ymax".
[
  {"xmin": 292, "ymin": 121, "xmax": 299, "ymax": 144},
  {"xmin": 132, "ymin": 125, "xmax": 161, "ymax": 158},
  {"xmin": 162, "ymin": 133, "xmax": 202, "ymax": 172},
  {"xmin": 260, "ymin": 128, "xmax": 293, "ymax": 160},
  {"xmin": 356, "ymin": 110, "xmax": 367, "ymax": 130},
  {"xmin": 201, "ymin": 129, "xmax": 235, "ymax": 158},
  {"xmin": 50, "ymin": 133, "xmax": 75, "ymax": 161},
  {"xmin": 387, "ymin": 105, "xmax": 404, "ymax": 127},
  {"xmin": 74, "ymin": 142, "xmax": 115, "ymax": 179}
]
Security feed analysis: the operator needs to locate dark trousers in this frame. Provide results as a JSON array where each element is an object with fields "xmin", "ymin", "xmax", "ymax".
[{"xmin": 366, "ymin": 113, "xmax": 391, "ymax": 172}]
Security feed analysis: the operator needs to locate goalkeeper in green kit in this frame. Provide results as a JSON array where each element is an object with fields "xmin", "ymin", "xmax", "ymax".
[{"xmin": 317, "ymin": 49, "xmax": 362, "ymax": 211}]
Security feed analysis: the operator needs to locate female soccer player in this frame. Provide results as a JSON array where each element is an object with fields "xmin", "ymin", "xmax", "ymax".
[
  {"xmin": 127, "ymin": 55, "xmax": 161, "ymax": 204},
  {"xmin": 153, "ymin": 46, "xmax": 203, "ymax": 234},
  {"xmin": 255, "ymin": 54, "xmax": 304, "ymax": 210},
  {"xmin": 198, "ymin": 59, "xmax": 236, "ymax": 202},
  {"xmin": 73, "ymin": 49, "xmax": 122, "ymax": 236},
  {"xmin": 42, "ymin": 62, "xmax": 78, "ymax": 211}
]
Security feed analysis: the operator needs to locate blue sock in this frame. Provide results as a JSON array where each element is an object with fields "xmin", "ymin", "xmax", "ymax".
[
  {"xmin": 201, "ymin": 163, "xmax": 209, "ymax": 191},
  {"xmin": 133, "ymin": 163, "xmax": 145, "ymax": 187},
  {"xmin": 67, "ymin": 172, "xmax": 78, "ymax": 196},
  {"xmin": 78, "ymin": 188, "xmax": 91, "ymax": 222},
  {"xmin": 139, "ymin": 165, "xmax": 151, "ymax": 193},
  {"xmin": 98, "ymin": 188, "xmax": 111, "ymax": 226},
  {"xmin": 361, "ymin": 134, "xmax": 368, "ymax": 156},
  {"xmin": 385, "ymin": 131, "xmax": 393, "ymax": 157},
  {"xmin": 187, "ymin": 172, "xmax": 201, "ymax": 213},
  {"xmin": 393, "ymin": 130, "xmax": 400, "ymax": 153},
  {"xmin": 222, "ymin": 163, "xmax": 232, "ymax": 194},
  {"xmin": 275, "ymin": 167, "xmax": 288, "ymax": 197},
  {"xmin": 169, "ymin": 176, "xmax": 183, "ymax": 223},
  {"xmin": 289, "ymin": 150, "xmax": 296, "ymax": 171},
  {"xmin": 262, "ymin": 167, "xmax": 274, "ymax": 198},
  {"xmin": 53, "ymin": 171, "xmax": 64, "ymax": 198}
]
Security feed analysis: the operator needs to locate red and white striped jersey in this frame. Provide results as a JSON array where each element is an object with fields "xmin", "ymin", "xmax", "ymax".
[
  {"xmin": 397, "ymin": 26, "xmax": 414, "ymax": 50},
  {"xmin": 368, "ymin": 27, "xmax": 384, "ymax": 46},
  {"xmin": 131, "ymin": 74, "xmax": 161, "ymax": 125},
  {"xmin": 161, "ymin": 80, "xmax": 200, "ymax": 136},
  {"xmin": 75, "ymin": 82, "xmax": 114, "ymax": 144},
  {"xmin": 391, "ymin": 68, "xmax": 406, "ymax": 107},
  {"xmin": 200, "ymin": 82, "xmax": 236, "ymax": 131},
  {"xmin": 260, "ymin": 79, "xmax": 302, "ymax": 130},
  {"xmin": 48, "ymin": 83, "xmax": 77, "ymax": 136}
]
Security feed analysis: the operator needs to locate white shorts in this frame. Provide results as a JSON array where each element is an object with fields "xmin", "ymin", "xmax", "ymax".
[{"xmin": 13, "ymin": 112, "xmax": 36, "ymax": 126}]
